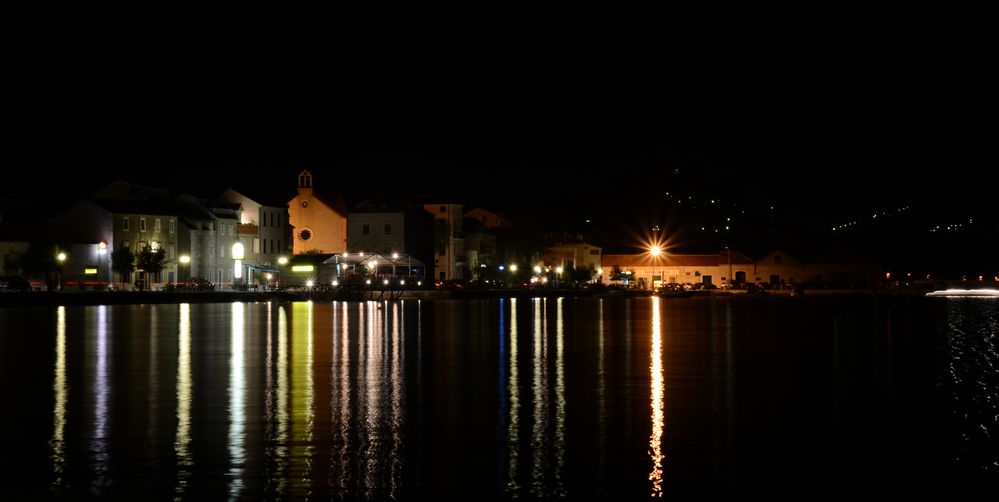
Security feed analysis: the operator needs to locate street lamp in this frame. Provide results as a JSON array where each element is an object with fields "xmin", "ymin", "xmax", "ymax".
[
  {"xmin": 97, "ymin": 241, "xmax": 108, "ymax": 288},
  {"xmin": 556, "ymin": 266, "xmax": 564, "ymax": 288},
  {"xmin": 179, "ymin": 255, "xmax": 191, "ymax": 284},
  {"xmin": 649, "ymin": 245, "xmax": 662, "ymax": 291},
  {"xmin": 56, "ymin": 251, "xmax": 66, "ymax": 291},
  {"xmin": 232, "ymin": 242, "xmax": 245, "ymax": 285}
]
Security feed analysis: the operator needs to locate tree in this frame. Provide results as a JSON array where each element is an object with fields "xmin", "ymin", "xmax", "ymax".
[
  {"xmin": 21, "ymin": 243, "xmax": 61, "ymax": 291},
  {"xmin": 111, "ymin": 247, "xmax": 135, "ymax": 284},
  {"xmin": 610, "ymin": 264, "xmax": 623, "ymax": 281},
  {"xmin": 137, "ymin": 248, "xmax": 166, "ymax": 283}
]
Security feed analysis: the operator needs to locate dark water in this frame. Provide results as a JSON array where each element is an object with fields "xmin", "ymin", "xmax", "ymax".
[{"xmin": 1, "ymin": 297, "xmax": 996, "ymax": 499}]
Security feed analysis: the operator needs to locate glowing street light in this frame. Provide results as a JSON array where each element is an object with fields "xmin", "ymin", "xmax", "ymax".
[
  {"xmin": 649, "ymin": 244, "xmax": 662, "ymax": 291},
  {"xmin": 232, "ymin": 242, "xmax": 245, "ymax": 280},
  {"xmin": 179, "ymin": 255, "xmax": 191, "ymax": 264},
  {"xmin": 278, "ymin": 256, "xmax": 289, "ymax": 265},
  {"xmin": 56, "ymin": 252, "xmax": 66, "ymax": 291}
]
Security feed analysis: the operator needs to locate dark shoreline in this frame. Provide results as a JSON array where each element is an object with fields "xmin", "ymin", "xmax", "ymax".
[{"xmin": 0, "ymin": 288, "xmax": 935, "ymax": 307}]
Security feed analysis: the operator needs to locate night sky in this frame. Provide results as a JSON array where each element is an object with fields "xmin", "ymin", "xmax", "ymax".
[{"xmin": 2, "ymin": 31, "xmax": 991, "ymax": 274}]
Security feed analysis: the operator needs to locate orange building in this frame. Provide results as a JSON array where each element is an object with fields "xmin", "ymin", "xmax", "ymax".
[
  {"xmin": 600, "ymin": 251, "xmax": 755, "ymax": 289},
  {"xmin": 287, "ymin": 170, "xmax": 348, "ymax": 255}
]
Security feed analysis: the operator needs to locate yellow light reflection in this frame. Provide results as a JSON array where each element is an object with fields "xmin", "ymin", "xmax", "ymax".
[
  {"xmin": 649, "ymin": 297, "xmax": 665, "ymax": 496},
  {"xmin": 597, "ymin": 300, "xmax": 606, "ymax": 482},
  {"xmin": 228, "ymin": 302, "xmax": 246, "ymax": 497},
  {"xmin": 175, "ymin": 303, "xmax": 192, "ymax": 498},
  {"xmin": 51, "ymin": 306, "xmax": 67, "ymax": 491},
  {"xmin": 290, "ymin": 301, "xmax": 314, "ymax": 496}
]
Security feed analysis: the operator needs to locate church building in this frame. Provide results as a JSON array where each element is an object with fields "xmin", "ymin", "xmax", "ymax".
[{"xmin": 287, "ymin": 170, "xmax": 348, "ymax": 254}]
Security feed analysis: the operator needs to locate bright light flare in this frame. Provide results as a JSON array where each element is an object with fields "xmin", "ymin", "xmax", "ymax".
[{"xmin": 926, "ymin": 289, "xmax": 999, "ymax": 297}]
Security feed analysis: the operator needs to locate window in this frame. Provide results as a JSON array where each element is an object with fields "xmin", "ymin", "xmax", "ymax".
[
  {"xmin": 230, "ymin": 224, "xmax": 234, "ymax": 235},
  {"xmin": 169, "ymin": 219, "xmax": 175, "ymax": 234},
  {"xmin": 774, "ymin": 255, "xmax": 782, "ymax": 264},
  {"xmin": 155, "ymin": 219, "xmax": 161, "ymax": 232},
  {"xmin": 301, "ymin": 200, "xmax": 309, "ymax": 208},
  {"xmin": 384, "ymin": 223, "xmax": 391, "ymax": 234},
  {"xmin": 590, "ymin": 249, "xmax": 600, "ymax": 255},
  {"xmin": 140, "ymin": 218, "xmax": 146, "ymax": 232},
  {"xmin": 123, "ymin": 217, "xmax": 129, "ymax": 231},
  {"xmin": 169, "ymin": 245, "xmax": 175, "ymax": 260},
  {"xmin": 220, "ymin": 224, "xmax": 225, "ymax": 236},
  {"xmin": 362, "ymin": 224, "xmax": 370, "ymax": 235},
  {"xmin": 253, "ymin": 238, "xmax": 260, "ymax": 254},
  {"xmin": 123, "ymin": 241, "xmax": 130, "ymax": 249},
  {"xmin": 439, "ymin": 205, "xmax": 446, "ymax": 213},
  {"xmin": 299, "ymin": 229, "xmax": 312, "ymax": 241},
  {"xmin": 220, "ymin": 247, "xmax": 225, "ymax": 258}
]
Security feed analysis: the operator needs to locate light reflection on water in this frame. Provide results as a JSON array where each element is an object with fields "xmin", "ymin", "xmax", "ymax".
[
  {"xmin": 175, "ymin": 303, "xmax": 192, "ymax": 499},
  {"xmin": 91, "ymin": 305, "xmax": 110, "ymax": 495},
  {"xmin": 940, "ymin": 298, "xmax": 999, "ymax": 471},
  {"xmin": 49, "ymin": 306, "xmax": 67, "ymax": 492},
  {"xmin": 4, "ymin": 297, "xmax": 995, "ymax": 498},
  {"xmin": 228, "ymin": 302, "xmax": 246, "ymax": 498},
  {"xmin": 649, "ymin": 297, "xmax": 665, "ymax": 497}
]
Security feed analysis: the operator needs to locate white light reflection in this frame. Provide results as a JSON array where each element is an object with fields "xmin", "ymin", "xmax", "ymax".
[
  {"xmin": 363, "ymin": 300, "xmax": 382, "ymax": 497},
  {"xmin": 50, "ymin": 306, "xmax": 67, "ymax": 491},
  {"xmin": 228, "ymin": 302, "xmax": 246, "ymax": 497},
  {"xmin": 531, "ymin": 298, "xmax": 547, "ymax": 497},
  {"xmin": 276, "ymin": 305, "xmax": 289, "ymax": 495},
  {"xmin": 389, "ymin": 301, "xmax": 404, "ymax": 496},
  {"xmin": 92, "ymin": 305, "xmax": 110, "ymax": 495},
  {"xmin": 335, "ymin": 301, "xmax": 351, "ymax": 493},
  {"xmin": 507, "ymin": 298, "xmax": 520, "ymax": 495},
  {"xmin": 175, "ymin": 303, "xmax": 192, "ymax": 499},
  {"xmin": 649, "ymin": 297, "xmax": 665, "ymax": 496},
  {"xmin": 554, "ymin": 297, "xmax": 566, "ymax": 497}
]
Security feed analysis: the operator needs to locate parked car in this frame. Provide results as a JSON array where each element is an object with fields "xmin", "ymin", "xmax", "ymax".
[
  {"xmin": 193, "ymin": 278, "xmax": 214, "ymax": 291},
  {"xmin": 0, "ymin": 275, "xmax": 31, "ymax": 292}
]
